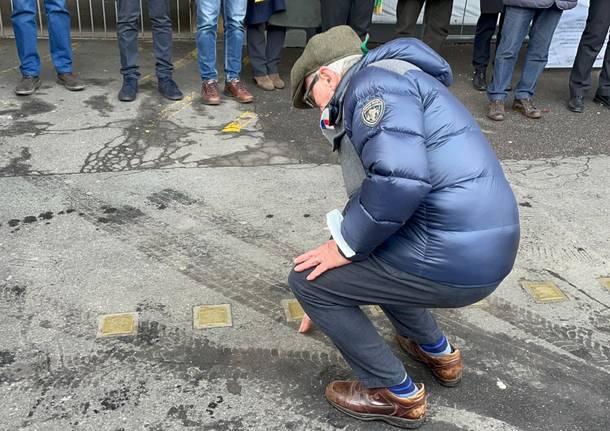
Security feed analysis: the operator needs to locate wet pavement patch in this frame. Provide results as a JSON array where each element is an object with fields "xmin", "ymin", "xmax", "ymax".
[
  {"xmin": 147, "ymin": 189, "xmax": 197, "ymax": 207},
  {"xmin": 96, "ymin": 205, "xmax": 144, "ymax": 225},
  {"xmin": 0, "ymin": 147, "xmax": 32, "ymax": 176},
  {"xmin": 0, "ymin": 351, "xmax": 16, "ymax": 367},
  {"xmin": 84, "ymin": 94, "xmax": 114, "ymax": 117}
]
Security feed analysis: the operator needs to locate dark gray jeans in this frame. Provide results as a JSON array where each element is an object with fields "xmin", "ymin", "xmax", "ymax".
[
  {"xmin": 395, "ymin": 0, "xmax": 454, "ymax": 54},
  {"xmin": 246, "ymin": 23, "xmax": 286, "ymax": 77},
  {"xmin": 117, "ymin": 0, "xmax": 174, "ymax": 79},
  {"xmin": 288, "ymin": 254, "xmax": 497, "ymax": 388}
]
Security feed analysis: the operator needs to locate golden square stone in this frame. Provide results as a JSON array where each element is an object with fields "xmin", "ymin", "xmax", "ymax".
[
  {"xmin": 98, "ymin": 313, "xmax": 138, "ymax": 338},
  {"xmin": 368, "ymin": 305, "xmax": 384, "ymax": 316},
  {"xmin": 522, "ymin": 281, "xmax": 567, "ymax": 303},
  {"xmin": 598, "ymin": 277, "xmax": 610, "ymax": 291},
  {"xmin": 281, "ymin": 299, "xmax": 304, "ymax": 322},
  {"xmin": 193, "ymin": 304, "xmax": 232, "ymax": 329}
]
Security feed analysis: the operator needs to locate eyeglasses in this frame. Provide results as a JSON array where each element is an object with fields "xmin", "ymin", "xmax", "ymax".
[{"xmin": 303, "ymin": 73, "xmax": 320, "ymax": 108}]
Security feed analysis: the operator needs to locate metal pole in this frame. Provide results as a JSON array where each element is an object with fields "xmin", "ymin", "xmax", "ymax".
[
  {"xmin": 189, "ymin": 0, "xmax": 193, "ymax": 34},
  {"xmin": 176, "ymin": 0, "xmax": 181, "ymax": 35},
  {"xmin": 101, "ymin": 0, "xmax": 107, "ymax": 38},
  {"xmin": 36, "ymin": 0, "xmax": 43, "ymax": 35},
  {"xmin": 460, "ymin": 0, "xmax": 469, "ymax": 37},
  {"xmin": 0, "ymin": 6, "xmax": 4, "ymax": 38},
  {"xmin": 139, "ymin": 0, "xmax": 144, "ymax": 35},
  {"xmin": 76, "ymin": 0, "xmax": 83, "ymax": 36},
  {"xmin": 89, "ymin": 0, "xmax": 94, "ymax": 34}
]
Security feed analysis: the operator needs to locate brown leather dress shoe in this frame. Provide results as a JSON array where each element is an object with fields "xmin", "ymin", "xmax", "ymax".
[
  {"xmin": 224, "ymin": 79, "xmax": 253, "ymax": 103},
  {"xmin": 201, "ymin": 80, "xmax": 221, "ymax": 105},
  {"xmin": 397, "ymin": 335, "xmax": 463, "ymax": 387},
  {"xmin": 325, "ymin": 380, "xmax": 426, "ymax": 429},
  {"xmin": 268, "ymin": 73, "xmax": 285, "ymax": 89},
  {"xmin": 512, "ymin": 98, "xmax": 542, "ymax": 119}
]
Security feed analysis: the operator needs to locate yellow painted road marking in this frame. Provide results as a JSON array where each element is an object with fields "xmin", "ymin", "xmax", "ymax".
[
  {"xmin": 158, "ymin": 91, "xmax": 196, "ymax": 120},
  {"xmin": 97, "ymin": 312, "xmax": 138, "ymax": 338},
  {"xmin": 222, "ymin": 111, "xmax": 257, "ymax": 133},
  {"xmin": 141, "ymin": 48, "xmax": 197, "ymax": 84},
  {"xmin": 193, "ymin": 304, "xmax": 233, "ymax": 329},
  {"xmin": 522, "ymin": 281, "xmax": 567, "ymax": 303},
  {"xmin": 281, "ymin": 299, "xmax": 305, "ymax": 322},
  {"xmin": 1, "ymin": 42, "xmax": 79, "ymax": 74},
  {"xmin": 598, "ymin": 277, "xmax": 610, "ymax": 291},
  {"xmin": 470, "ymin": 299, "xmax": 487, "ymax": 307}
]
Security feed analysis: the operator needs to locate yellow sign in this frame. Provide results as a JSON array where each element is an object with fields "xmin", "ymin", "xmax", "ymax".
[
  {"xmin": 98, "ymin": 313, "xmax": 138, "ymax": 338},
  {"xmin": 282, "ymin": 299, "xmax": 305, "ymax": 322},
  {"xmin": 193, "ymin": 304, "xmax": 233, "ymax": 329},
  {"xmin": 522, "ymin": 281, "xmax": 567, "ymax": 303}
]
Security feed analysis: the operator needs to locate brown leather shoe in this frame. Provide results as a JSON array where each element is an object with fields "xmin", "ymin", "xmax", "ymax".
[
  {"xmin": 254, "ymin": 75, "xmax": 275, "ymax": 91},
  {"xmin": 325, "ymin": 380, "xmax": 427, "ymax": 429},
  {"xmin": 224, "ymin": 79, "xmax": 253, "ymax": 103},
  {"xmin": 487, "ymin": 100, "xmax": 505, "ymax": 121},
  {"xmin": 397, "ymin": 336, "xmax": 463, "ymax": 387},
  {"xmin": 268, "ymin": 73, "xmax": 285, "ymax": 89},
  {"xmin": 201, "ymin": 80, "xmax": 221, "ymax": 105},
  {"xmin": 512, "ymin": 98, "xmax": 542, "ymax": 119}
]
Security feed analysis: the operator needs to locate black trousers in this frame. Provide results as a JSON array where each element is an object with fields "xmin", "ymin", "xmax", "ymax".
[
  {"xmin": 569, "ymin": 0, "xmax": 610, "ymax": 97},
  {"xmin": 321, "ymin": 0, "xmax": 375, "ymax": 38},
  {"xmin": 246, "ymin": 24, "xmax": 286, "ymax": 77},
  {"xmin": 472, "ymin": 11, "xmax": 505, "ymax": 71},
  {"xmin": 117, "ymin": 0, "xmax": 173, "ymax": 79},
  {"xmin": 395, "ymin": 0, "xmax": 454, "ymax": 54}
]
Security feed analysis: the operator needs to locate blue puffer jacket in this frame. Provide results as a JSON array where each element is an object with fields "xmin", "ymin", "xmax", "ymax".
[
  {"xmin": 503, "ymin": 0, "xmax": 577, "ymax": 10},
  {"xmin": 328, "ymin": 38, "xmax": 520, "ymax": 288}
]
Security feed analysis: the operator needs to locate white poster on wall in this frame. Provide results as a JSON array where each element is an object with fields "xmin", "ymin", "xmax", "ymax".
[
  {"xmin": 547, "ymin": 0, "xmax": 608, "ymax": 68},
  {"xmin": 372, "ymin": 0, "xmax": 481, "ymax": 26}
]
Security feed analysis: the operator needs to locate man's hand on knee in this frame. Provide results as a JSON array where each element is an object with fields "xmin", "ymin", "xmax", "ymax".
[{"xmin": 293, "ymin": 240, "xmax": 352, "ymax": 281}]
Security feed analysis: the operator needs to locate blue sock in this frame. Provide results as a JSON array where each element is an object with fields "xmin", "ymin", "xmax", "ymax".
[
  {"xmin": 419, "ymin": 335, "xmax": 452, "ymax": 357},
  {"xmin": 387, "ymin": 374, "xmax": 419, "ymax": 398}
]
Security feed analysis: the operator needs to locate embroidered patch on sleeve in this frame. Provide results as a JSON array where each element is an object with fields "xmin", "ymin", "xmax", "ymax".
[{"xmin": 361, "ymin": 98, "xmax": 385, "ymax": 127}]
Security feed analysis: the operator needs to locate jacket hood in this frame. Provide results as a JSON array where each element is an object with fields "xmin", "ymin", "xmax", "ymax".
[{"xmin": 327, "ymin": 38, "xmax": 453, "ymax": 126}]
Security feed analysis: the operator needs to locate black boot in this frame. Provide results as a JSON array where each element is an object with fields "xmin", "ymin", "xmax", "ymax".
[
  {"xmin": 158, "ymin": 78, "xmax": 184, "ymax": 101},
  {"xmin": 118, "ymin": 77, "xmax": 138, "ymax": 102},
  {"xmin": 567, "ymin": 95, "xmax": 584, "ymax": 113},
  {"xmin": 473, "ymin": 69, "xmax": 487, "ymax": 91}
]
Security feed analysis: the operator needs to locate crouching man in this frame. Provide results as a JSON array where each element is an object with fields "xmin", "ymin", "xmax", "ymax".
[{"xmin": 287, "ymin": 26, "xmax": 520, "ymax": 429}]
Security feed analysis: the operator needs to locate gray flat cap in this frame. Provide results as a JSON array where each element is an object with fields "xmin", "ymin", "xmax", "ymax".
[{"xmin": 290, "ymin": 25, "xmax": 363, "ymax": 109}]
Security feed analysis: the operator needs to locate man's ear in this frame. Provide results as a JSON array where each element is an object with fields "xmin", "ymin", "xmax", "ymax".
[{"xmin": 319, "ymin": 66, "xmax": 339, "ymax": 88}]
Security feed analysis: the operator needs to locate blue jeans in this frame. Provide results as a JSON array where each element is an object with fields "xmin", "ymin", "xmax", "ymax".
[
  {"xmin": 11, "ymin": 0, "xmax": 72, "ymax": 76},
  {"xmin": 117, "ymin": 0, "xmax": 173, "ymax": 79},
  {"xmin": 195, "ymin": 0, "xmax": 247, "ymax": 81},
  {"xmin": 487, "ymin": 5, "xmax": 563, "ymax": 101}
]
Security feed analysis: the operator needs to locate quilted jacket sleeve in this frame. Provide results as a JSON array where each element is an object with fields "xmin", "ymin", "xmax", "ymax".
[{"xmin": 339, "ymin": 70, "xmax": 432, "ymax": 261}]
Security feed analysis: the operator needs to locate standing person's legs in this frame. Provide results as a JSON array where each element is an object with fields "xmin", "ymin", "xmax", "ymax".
[
  {"xmin": 43, "ymin": 0, "xmax": 72, "ymax": 74},
  {"xmin": 288, "ymin": 255, "xmax": 493, "ymax": 388},
  {"xmin": 265, "ymin": 25, "xmax": 286, "ymax": 76},
  {"xmin": 422, "ymin": 0, "xmax": 453, "ymax": 54},
  {"xmin": 395, "ymin": 0, "xmax": 425, "ymax": 37},
  {"xmin": 223, "ymin": 0, "xmax": 247, "ymax": 82},
  {"xmin": 11, "ymin": 0, "xmax": 41, "ymax": 77},
  {"xmin": 117, "ymin": 0, "xmax": 141, "ymax": 79},
  {"xmin": 596, "ymin": 39, "xmax": 610, "ymax": 98},
  {"xmin": 195, "ymin": 0, "xmax": 221, "ymax": 81},
  {"xmin": 514, "ymin": 6, "xmax": 563, "ymax": 101},
  {"xmin": 321, "ymin": 0, "xmax": 352, "ymax": 32},
  {"xmin": 473, "ymin": 13, "xmax": 499, "ymax": 72},
  {"xmin": 246, "ymin": 23, "xmax": 268, "ymax": 77},
  {"xmin": 347, "ymin": 0, "xmax": 375, "ymax": 38},
  {"xmin": 569, "ymin": 0, "xmax": 610, "ymax": 97},
  {"xmin": 487, "ymin": 6, "xmax": 533, "ymax": 102},
  {"xmin": 148, "ymin": 0, "xmax": 174, "ymax": 80}
]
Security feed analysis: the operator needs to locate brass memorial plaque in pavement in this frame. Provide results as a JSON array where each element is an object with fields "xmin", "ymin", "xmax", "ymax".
[
  {"xmin": 281, "ymin": 299, "xmax": 305, "ymax": 322},
  {"xmin": 193, "ymin": 304, "xmax": 233, "ymax": 329},
  {"xmin": 98, "ymin": 312, "xmax": 138, "ymax": 338},
  {"xmin": 521, "ymin": 281, "xmax": 567, "ymax": 303}
]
